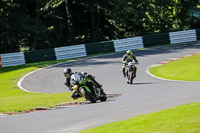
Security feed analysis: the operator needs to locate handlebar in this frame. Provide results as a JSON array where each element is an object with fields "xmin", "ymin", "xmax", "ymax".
[{"xmin": 122, "ymin": 61, "xmax": 139, "ymax": 65}]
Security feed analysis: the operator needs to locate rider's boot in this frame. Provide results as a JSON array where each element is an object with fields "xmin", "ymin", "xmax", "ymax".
[
  {"xmin": 71, "ymin": 91, "xmax": 82, "ymax": 100},
  {"xmin": 134, "ymin": 67, "xmax": 137, "ymax": 77},
  {"xmin": 122, "ymin": 68, "xmax": 126, "ymax": 77}
]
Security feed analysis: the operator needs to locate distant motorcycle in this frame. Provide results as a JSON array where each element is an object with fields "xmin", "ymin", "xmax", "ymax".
[
  {"xmin": 70, "ymin": 73, "xmax": 107, "ymax": 103},
  {"xmin": 125, "ymin": 61, "xmax": 138, "ymax": 84}
]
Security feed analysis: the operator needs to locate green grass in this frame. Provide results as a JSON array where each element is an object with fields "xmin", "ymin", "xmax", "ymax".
[
  {"xmin": 0, "ymin": 59, "xmax": 86, "ymax": 113},
  {"xmin": 149, "ymin": 54, "xmax": 200, "ymax": 81},
  {"xmin": 81, "ymin": 102, "xmax": 200, "ymax": 133},
  {"xmin": 0, "ymin": 52, "xmax": 116, "ymax": 113}
]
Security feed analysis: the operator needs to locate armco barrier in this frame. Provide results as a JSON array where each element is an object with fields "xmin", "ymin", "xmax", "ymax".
[
  {"xmin": 85, "ymin": 41, "xmax": 115, "ymax": 55},
  {"xmin": 143, "ymin": 33, "xmax": 170, "ymax": 47},
  {"xmin": 113, "ymin": 37, "xmax": 143, "ymax": 52},
  {"xmin": 0, "ymin": 55, "xmax": 2, "ymax": 68},
  {"xmin": 169, "ymin": 29, "xmax": 197, "ymax": 44},
  {"xmin": 1, "ymin": 29, "xmax": 199, "ymax": 68},
  {"xmin": 0, "ymin": 52, "xmax": 26, "ymax": 67},
  {"xmin": 24, "ymin": 48, "xmax": 56, "ymax": 63},
  {"xmin": 54, "ymin": 44, "xmax": 87, "ymax": 60}
]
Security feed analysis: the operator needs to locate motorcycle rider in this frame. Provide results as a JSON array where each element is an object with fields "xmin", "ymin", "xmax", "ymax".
[
  {"xmin": 122, "ymin": 50, "xmax": 139, "ymax": 77},
  {"xmin": 63, "ymin": 68, "xmax": 102, "ymax": 100}
]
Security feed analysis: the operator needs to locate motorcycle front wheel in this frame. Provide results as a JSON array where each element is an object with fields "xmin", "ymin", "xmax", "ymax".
[
  {"xmin": 99, "ymin": 91, "xmax": 107, "ymax": 102},
  {"xmin": 130, "ymin": 72, "xmax": 134, "ymax": 84},
  {"xmin": 80, "ymin": 87, "xmax": 97, "ymax": 103}
]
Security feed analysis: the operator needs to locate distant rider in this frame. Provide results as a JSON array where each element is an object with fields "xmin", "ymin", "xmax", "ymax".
[
  {"xmin": 63, "ymin": 68, "xmax": 102, "ymax": 99},
  {"xmin": 122, "ymin": 50, "xmax": 139, "ymax": 77}
]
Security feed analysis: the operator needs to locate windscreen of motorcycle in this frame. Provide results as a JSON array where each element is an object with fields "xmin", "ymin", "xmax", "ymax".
[
  {"xmin": 126, "ymin": 57, "xmax": 133, "ymax": 62},
  {"xmin": 70, "ymin": 73, "xmax": 83, "ymax": 85},
  {"xmin": 127, "ymin": 62, "xmax": 135, "ymax": 70},
  {"xmin": 128, "ymin": 62, "xmax": 134, "ymax": 66}
]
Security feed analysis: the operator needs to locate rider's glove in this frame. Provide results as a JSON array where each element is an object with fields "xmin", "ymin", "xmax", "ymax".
[
  {"xmin": 86, "ymin": 74, "xmax": 95, "ymax": 79},
  {"xmin": 122, "ymin": 61, "xmax": 127, "ymax": 64}
]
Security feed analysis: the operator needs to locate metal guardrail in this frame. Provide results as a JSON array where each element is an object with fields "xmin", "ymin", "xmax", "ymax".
[
  {"xmin": 24, "ymin": 48, "xmax": 56, "ymax": 63},
  {"xmin": 113, "ymin": 37, "xmax": 143, "ymax": 52},
  {"xmin": 54, "ymin": 44, "xmax": 87, "ymax": 60},
  {"xmin": 0, "ymin": 29, "xmax": 199, "ymax": 68},
  {"xmin": 169, "ymin": 29, "xmax": 197, "ymax": 44},
  {"xmin": 85, "ymin": 41, "xmax": 115, "ymax": 55},
  {"xmin": 0, "ymin": 52, "xmax": 25, "ymax": 67},
  {"xmin": 143, "ymin": 33, "xmax": 170, "ymax": 47}
]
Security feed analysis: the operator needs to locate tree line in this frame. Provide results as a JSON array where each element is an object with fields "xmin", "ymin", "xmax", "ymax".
[{"xmin": 0, "ymin": 0, "xmax": 200, "ymax": 54}]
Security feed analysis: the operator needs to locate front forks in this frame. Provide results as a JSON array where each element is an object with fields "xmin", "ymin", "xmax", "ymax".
[{"xmin": 94, "ymin": 87, "xmax": 103, "ymax": 98}]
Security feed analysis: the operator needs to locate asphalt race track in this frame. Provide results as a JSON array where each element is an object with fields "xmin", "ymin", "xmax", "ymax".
[{"xmin": 1, "ymin": 43, "xmax": 200, "ymax": 133}]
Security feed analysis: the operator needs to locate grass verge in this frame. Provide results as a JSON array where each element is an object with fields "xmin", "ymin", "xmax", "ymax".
[
  {"xmin": 81, "ymin": 102, "xmax": 200, "ymax": 133},
  {"xmin": 149, "ymin": 54, "xmax": 200, "ymax": 81},
  {"xmin": 0, "ymin": 52, "xmax": 115, "ymax": 113},
  {"xmin": 0, "ymin": 58, "xmax": 88, "ymax": 113}
]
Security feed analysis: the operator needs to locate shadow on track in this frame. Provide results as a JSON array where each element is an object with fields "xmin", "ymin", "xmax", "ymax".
[{"xmin": 130, "ymin": 82, "xmax": 162, "ymax": 85}]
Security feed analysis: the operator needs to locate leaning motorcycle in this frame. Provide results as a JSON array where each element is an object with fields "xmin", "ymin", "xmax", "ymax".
[
  {"xmin": 70, "ymin": 73, "xmax": 107, "ymax": 103},
  {"xmin": 125, "ymin": 61, "xmax": 138, "ymax": 84}
]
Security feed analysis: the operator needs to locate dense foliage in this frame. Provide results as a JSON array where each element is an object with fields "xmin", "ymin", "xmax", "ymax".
[{"xmin": 0, "ymin": 0, "xmax": 200, "ymax": 53}]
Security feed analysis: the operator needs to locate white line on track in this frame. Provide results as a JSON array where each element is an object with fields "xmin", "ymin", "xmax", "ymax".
[
  {"xmin": 17, "ymin": 53, "xmax": 117, "ymax": 93},
  {"xmin": 146, "ymin": 54, "xmax": 200, "ymax": 82}
]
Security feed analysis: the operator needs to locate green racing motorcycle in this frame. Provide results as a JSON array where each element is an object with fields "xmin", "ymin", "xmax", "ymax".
[{"xmin": 70, "ymin": 73, "xmax": 107, "ymax": 103}]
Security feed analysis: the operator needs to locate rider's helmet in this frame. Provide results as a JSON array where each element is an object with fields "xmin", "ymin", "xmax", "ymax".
[
  {"xmin": 63, "ymin": 68, "xmax": 72, "ymax": 78},
  {"xmin": 126, "ymin": 50, "xmax": 132, "ymax": 56}
]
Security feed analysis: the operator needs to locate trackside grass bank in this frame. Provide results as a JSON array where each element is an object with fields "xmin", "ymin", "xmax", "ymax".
[
  {"xmin": 0, "ymin": 52, "xmax": 114, "ymax": 113},
  {"xmin": 81, "ymin": 102, "xmax": 200, "ymax": 133},
  {"xmin": 0, "ymin": 59, "xmax": 85, "ymax": 113},
  {"xmin": 149, "ymin": 54, "xmax": 200, "ymax": 81}
]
